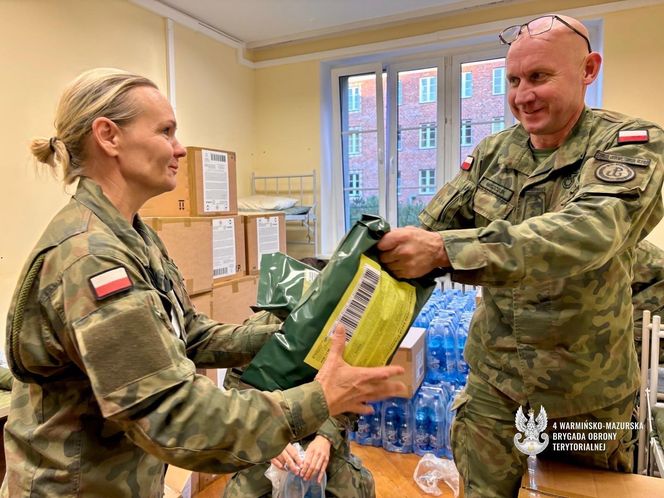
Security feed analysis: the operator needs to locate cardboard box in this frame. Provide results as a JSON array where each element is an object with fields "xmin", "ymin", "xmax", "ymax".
[
  {"xmin": 242, "ymin": 212, "xmax": 287, "ymax": 275},
  {"xmin": 212, "ymin": 215, "xmax": 246, "ymax": 283},
  {"xmin": 189, "ymin": 291, "xmax": 212, "ymax": 317},
  {"xmin": 518, "ymin": 458, "xmax": 664, "ymax": 497},
  {"xmin": 141, "ymin": 146, "xmax": 237, "ymax": 217},
  {"xmin": 211, "ymin": 275, "xmax": 259, "ymax": 324},
  {"xmin": 163, "ymin": 465, "xmax": 196, "ymax": 498},
  {"xmin": 143, "ymin": 217, "xmax": 213, "ymax": 295},
  {"xmin": 388, "ymin": 326, "xmax": 426, "ymax": 398}
]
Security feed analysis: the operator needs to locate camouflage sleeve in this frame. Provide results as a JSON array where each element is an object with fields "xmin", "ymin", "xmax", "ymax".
[
  {"xmin": 51, "ymin": 254, "xmax": 329, "ymax": 473},
  {"xmin": 316, "ymin": 417, "xmax": 346, "ymax": 449},
  {"xmin": 440, "ymin": 130, "xmax": 664, "ymax": 287}
]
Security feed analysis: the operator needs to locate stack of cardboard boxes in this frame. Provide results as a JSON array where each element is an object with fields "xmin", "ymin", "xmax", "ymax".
[
  {"xmin": 141, "ymin": 146, "xmax": 286, "ymax": 327},
  {"xmin": 141, "ymin": 146, "xmax": 286, "ymax": 497}
]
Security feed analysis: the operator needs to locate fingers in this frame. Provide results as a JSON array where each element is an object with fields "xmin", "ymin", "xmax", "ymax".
[
  {"xmin": 270, "ymin": 456, "xmax": 285, "ymax": 470},
  {"xmin": 327, "ymin": 323, "xmax": 347, "ymax": 359},
  {"xmin": 375, "ymin": 231, "xmax": 400, "ymax": 251},
  {"xmin": 284, "ymin": 443, "xmax": 303, "ymax": 472}
]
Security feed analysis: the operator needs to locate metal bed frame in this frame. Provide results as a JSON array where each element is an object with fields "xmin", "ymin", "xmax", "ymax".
[{"xmin": 250, "ymin": 170, "xmax": 318, "ymax": 255}]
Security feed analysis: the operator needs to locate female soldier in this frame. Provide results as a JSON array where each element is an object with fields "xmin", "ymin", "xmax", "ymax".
[{"xmin": 3, "ymin": 68, "xmax": 404, "ymax": 497}]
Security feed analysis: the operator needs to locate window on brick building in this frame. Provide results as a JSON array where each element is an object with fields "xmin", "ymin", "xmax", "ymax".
[
  {"xmin": 419, "ymin": 169, "xmax": 436, "ymax": 195},
  {"xmin": 461, "ymin": 72, "xmax": 473, "ymax": 98},
  {"xmin": 348, "ymin": 128, "xmax": 362, "ymax": 155},
  {"xmin": 349, "ymin": 85, "xmax": 361, "ymax": 112},
  {"xmin": 419, "ymin": 76, "xmax": 436, "ymax": 103},
  {"xmin": 492, "ymin": 117, "xmax": 505, "ymax": 134},
  {"xmin": 461, "ymin": 120, "xmax": 472, "ymax": 146},
  {"xmin": 349, "ymin": 172, "xmax": 362, "ymax": 197},
  {"xmin": 492, "ymin": 67, "xmax": 505, "ymax": 95},
  {"xmin": 419, "ymin": 123, "xmax": 437, "ymax": 149}
]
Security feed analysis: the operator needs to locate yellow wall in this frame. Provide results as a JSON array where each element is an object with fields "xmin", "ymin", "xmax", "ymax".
[
  {"xmin": 602, "ymin": 3, "xmax": 664, "ymax": 246},
  {"xmin": 174, "ymin": 23, "xmax": 257, "ymax": 192},
  {"xmin": 254, "ymin": 62, "xmax": 321, "ymax": 175}
]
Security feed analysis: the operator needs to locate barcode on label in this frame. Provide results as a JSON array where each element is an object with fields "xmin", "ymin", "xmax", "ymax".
[
  {"xmin": 210, "ymin": 152, "xmax": 227, "ymax": 163},
  {"xmin": 214, "ymin": 267, "xmax": 229, "ymax": 277},
  {"xmin": 337, "ymin": 264, "xmax": 380, "ymax": 342}
]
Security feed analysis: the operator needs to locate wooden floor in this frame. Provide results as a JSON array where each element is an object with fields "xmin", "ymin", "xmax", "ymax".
[{"xmin": 195, "ymin": 443, "xmax": 457, "ymax": 498}]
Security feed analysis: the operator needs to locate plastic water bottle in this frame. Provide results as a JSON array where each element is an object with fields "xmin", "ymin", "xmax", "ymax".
[
  {"xmin": 425, "ymin": 318, "xmax": 445, "ymax": 384},
  {"xmin": 413, "ymin": 389, "xmax": 434, "ymax": 456},
  {"xmin": 381, "ymin": 398, "xmax": 412, "ymax": 453},
  {"xmin": 355, "ymin": 401, "xmax": 382, "ymax": 446},
  {"xmin": 369, "ymin": 401, "xmax": 382, "ymax": 447}
]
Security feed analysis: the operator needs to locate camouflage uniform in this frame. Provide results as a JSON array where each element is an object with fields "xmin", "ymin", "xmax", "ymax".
[
  {"xmin": 419, "ymin": 108, "xmax": 664, "ymax": 497},
  {"xmin": 2, "ymin": 178, "xmax": 330, "ymax": 498},
  {"xmin": 632, "ymin": 239, "xmax": 664, "ymax": 363}
]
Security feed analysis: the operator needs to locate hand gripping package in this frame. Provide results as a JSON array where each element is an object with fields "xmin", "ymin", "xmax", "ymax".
[{"xmin": 241, "ymin": 214, "xmax": 435, "ymax": 391}]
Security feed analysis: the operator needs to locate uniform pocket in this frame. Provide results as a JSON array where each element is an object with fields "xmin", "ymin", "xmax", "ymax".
[{"xmin": 472, "ymin": 188, "xmax": 514, "ymax": 223}]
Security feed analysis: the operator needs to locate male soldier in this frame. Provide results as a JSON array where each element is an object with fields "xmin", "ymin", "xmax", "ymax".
[
  {"xmin": 633, "ymin": 239, "xmax": 664, "ymax": 363},
  {"xmin": 377, "ymin": 14, "xmax": 664, "ymax": 498}
]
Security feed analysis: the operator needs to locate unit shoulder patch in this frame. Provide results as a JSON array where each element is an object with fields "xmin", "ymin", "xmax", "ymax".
[
  {"xmin": 594, "ymin": 151, "xmax": 651, "ymax": 167},
  {"xmin": 617, "ymin": 129, "xmax": 649, "ymax": 144},
  {"xmin": 595, "ymin": 163, "xmax": 635, "ymax": 183},
  {"xmin": 461, "ymin": 155, "xmax": 474, "ymax": 171},
  {"xmin": 89, "ymin": 266, "xmax": 133, "ymax": 300}
]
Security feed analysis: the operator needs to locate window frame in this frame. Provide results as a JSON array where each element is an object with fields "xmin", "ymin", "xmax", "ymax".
[
  {"xmin": 492, "ymin": 67, "xmax": 505, "ymax": 95},
  {"xmin": 419, "ymin": 76, "xmax": 437, "ymax": 103},
  {"xmin": 419, "ymin": 168, "xmax": 436, "ymax": 195},
  {"xmin": 461, "ymin": 71, "xmax": 473, "ymax": 98}
]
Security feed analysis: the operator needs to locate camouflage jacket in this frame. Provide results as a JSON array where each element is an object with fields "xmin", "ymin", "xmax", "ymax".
[
  {"xmin": 420, "ymin": 108, "xmax": 664, "ymax": 418},
  {"xmin": 3, "ymin": 178, "xmax": 329, "ymax": 498},
  {"xmin": 632, "ymin": 239, "xmax": 664, "ymax": 356}
]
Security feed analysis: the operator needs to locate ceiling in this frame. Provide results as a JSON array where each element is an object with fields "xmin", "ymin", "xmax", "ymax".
[{"xmin": 147, "ymin": 0, "xmax": 515, "ymax": 49}]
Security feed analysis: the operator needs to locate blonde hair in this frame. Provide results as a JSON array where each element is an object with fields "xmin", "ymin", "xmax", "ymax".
[{"xmin": 30, "ymin": 68, "xmax": 158, "ymax": 185}]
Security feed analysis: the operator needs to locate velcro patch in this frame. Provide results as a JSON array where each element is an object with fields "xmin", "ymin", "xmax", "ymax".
[
  {"xmin": 595, "ymin": 163, "xmax": 635, "ymax": 183},
  {"xmin": 461, "ymin": 155, "xmax": 474, "ymax": 171},
  {"xmin": 479, "ymin": 177, "xmax": 513, "ymax": 202},
  {"xmin": 594, "ymin": 151, "xmax": 650, "ymax": 167},
  {"xmin": 89, "ymin": 267, "xmax": 133, "ymax": 300},
  {"xmin": 618, "ymin": 130, "xmax": 649, "ymax": 144}
]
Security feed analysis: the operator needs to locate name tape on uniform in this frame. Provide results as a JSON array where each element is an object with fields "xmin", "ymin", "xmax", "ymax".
[
  {"xmin": 594, "ymin": 150, "xmax": 650, "ymax": 167},
  {"xmin": 617, "ymin": 130, "xmax": 649, "ymax": 144},
  {"xmin": 89, "ymin": 266, "xmax": 133, "ymax": 300}
]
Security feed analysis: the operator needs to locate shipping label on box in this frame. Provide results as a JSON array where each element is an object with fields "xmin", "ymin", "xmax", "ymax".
[
  {"xmin": 244, "ymin": 213, "xmax": 286, "ymax": 274},
  {"xmin": 388, "ymin": 326, "xmax": 426, "ymax": 398},
  {"xmin": 202, "ymin": 149, "xmax": 231, "ymax": 213},
  {"xmin": 212, "ymin": 216, "xmax": 246, "ymax": 282}
]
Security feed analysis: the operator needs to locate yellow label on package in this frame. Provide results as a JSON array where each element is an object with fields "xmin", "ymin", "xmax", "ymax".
[{"xmin": 304, "ymin": 254, "xmax": 416, "ymax": 370}]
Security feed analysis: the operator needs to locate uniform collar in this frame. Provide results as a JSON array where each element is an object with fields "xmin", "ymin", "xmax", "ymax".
[
  {"xmin": 74, "ymin": 177, "xmax": 150, "ymax": 266},
  {"xmin": 499, "ymin": 107, "xmax": 594, "ymax": 181}
]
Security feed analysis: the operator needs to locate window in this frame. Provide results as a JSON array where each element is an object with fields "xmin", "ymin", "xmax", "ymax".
[
  {"xmin": 419, "ymin": 123, "xmax": 436, "ymax": 149},
  {"xmin": 461, "ymin": 120, "xmax": 472, "ymax": 145},
  {"xmin": 419, "ymin": 169, "xmax": 436, "ymax": 195},
  {"xmin": 419, "ymin": 76, "xmax": 436, "ymax": 103},
  {"xmin": 397, "ymin": 126, "xmax": 402, "ymax": 151},
  {"xmin": 461, "ymin": 72, "xmax": 473, "ymax": 98},
  {"xmin": 397, "ymin": 81, "xmax": 403, "ymax": 105},
  {"xmin": 349, "ymin": 129, "xmax": 362, "ymax": 155},
  {"xmin": 349, "ymin": 85, "xmax": 361, "ymax": 112},
  {"xmin": 492, "ymin": 67, "xmax": 505, "ymax": 95},
  {"xmin": 349, "ymin": 172, "xmax": 362, "ymax": 197},
  {"xmin": 491, "ymin": 117, "xmax": 505, "ymax": 134}
]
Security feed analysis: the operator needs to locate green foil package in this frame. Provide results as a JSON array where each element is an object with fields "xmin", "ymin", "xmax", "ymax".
[
  {"xmin": 253, "ymin": 253, "xmax": 320, "ymax": 320},
  {"xmin": 241, "ymin": 214, "xmax": 436, "ymax": 391}
]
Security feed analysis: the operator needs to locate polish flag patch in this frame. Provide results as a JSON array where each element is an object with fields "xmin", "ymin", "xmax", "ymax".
[
  {"xmin": 89, "ymin": 267, "xmax": 133, "ymax": 300},
  {"xmin": 461, "ymin": 155, "xmax": 475, "ymax": 171},
  {"xmin": 618, "ymin": 130, "xmax": 649, "ymax": 144}
]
